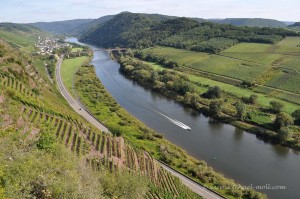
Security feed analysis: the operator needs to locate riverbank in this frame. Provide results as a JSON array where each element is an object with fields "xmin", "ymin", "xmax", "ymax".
[
  {"xmin": 74, "ymin": 63, "xmax": 266, "ymax": 199},
  {"xmin": 118, "ymin": 54, "xmax": 300, "ymax": 151}
]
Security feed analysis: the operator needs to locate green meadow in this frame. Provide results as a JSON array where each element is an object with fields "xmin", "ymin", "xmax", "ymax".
[{"xmin": 61, "ymin": 56, "xmax": 89, "ymax": 93}]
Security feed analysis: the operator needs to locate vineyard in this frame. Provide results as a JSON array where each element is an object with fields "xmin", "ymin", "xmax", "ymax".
[
  {"xmin": 0, "ymin": 64, "xmax": 201, "ymax": 199},
  {"xmin": 16, "ymin": 105, "xmax": 200, "ymax": 198}
]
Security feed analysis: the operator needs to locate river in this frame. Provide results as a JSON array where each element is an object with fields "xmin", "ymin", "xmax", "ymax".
[{"xmin": 66, "ymin": 38, "xmax": 300, "ymax": 199}]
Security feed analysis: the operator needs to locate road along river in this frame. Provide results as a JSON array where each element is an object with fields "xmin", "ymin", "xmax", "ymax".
[{"xmin": 67, "ymin": 38, "xmax": 300, "ymax": 199}]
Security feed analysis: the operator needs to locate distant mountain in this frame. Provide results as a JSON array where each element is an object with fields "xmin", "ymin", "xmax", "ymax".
[
  {"xmin": 209, "ymin": 18, "xmax": 287, "ymax": 28},
  {"xmin": 29, "ymin": 13, "xmax": 179, "ymax": 36},
  {"xmin": 0, "ymin": 23, "xmax": 40, "ymax": 33},
  {"xmin": 289, "ymin": 22, "xmax": 300, "ymax": 27},
  {"xmin": 30, "ymin": 19, "xmax": 94, "ymax": 35},
  {"xmin": 283, "ymin": 21, "xmax": 296, "ymax": 26}
]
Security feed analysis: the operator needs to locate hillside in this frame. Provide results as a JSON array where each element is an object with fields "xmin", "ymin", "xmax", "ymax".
[
  {"xmin": 30, "ymin": 19, "xmax": 94, "ymax": 35},
  {"xmin": 0, "ymin": 23, "xmax": 42, "ymax": 51},
  {"xmin": 211, "ymin": 18, "xmax": 287, "ymax": 28},
  {"xmin": 80, "ymin": 12, "xmax": 298, "ymax": 53},
  {"xmin": 0, "ymin": 28, "xmax": 205, "ymax": 198},
  {"xmin": 29, "ymin": 13, "xmax": 177, "ymax": 36}
]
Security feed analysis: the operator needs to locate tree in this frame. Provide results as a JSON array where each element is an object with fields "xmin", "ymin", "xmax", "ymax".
[
  {"xmin": 209, "ymin": 100, "xmax": 223, "ymax": 116},
  {"xmin": 278, "ymin": 127, "xmax": 291, "ymax": 142},
  {"xmin": 202, "ymin": 86, "xmax": 222, "ymax": 99},
  {"xmin": 249, "ymin": 94, "xmax": 258, "ymax": 105},
  {"xmin": 270, "ymin": 101, "xmax": 284, "ymax": 113},
  {"xmin": 292, "ymin": 109, "xmax": 300, "ymax": 125},
  {"xmin": 235, "ymin": 102, "xmax": 246, "ymax": 120},
  {"xmin": 274, "ymin": 112, "xmax": 294, "ymax": 129}
]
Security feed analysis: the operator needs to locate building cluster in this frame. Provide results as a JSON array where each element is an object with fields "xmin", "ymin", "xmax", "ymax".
[{"xmin": 35, "ymin": 36, "xmax": 70, "ymax": 55}]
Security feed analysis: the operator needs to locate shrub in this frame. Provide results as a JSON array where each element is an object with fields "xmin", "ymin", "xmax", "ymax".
[
  {"xmin": 202, "ymin": 86, "xmax": 222, "ymax": 99},
  {"xmin": 36, "ymin": 131, "xmax": 56, "ymax": 152},
  {"xmin": 209, "ymin": 100, "xmax": 223, "ymax": 116},
  {"xmin": 243, "ymin": 94, "xmax": 258, "ymax": 104},
  {"xmin": 270, "ymin": 101, "xmax": 284, "ymax": 113},
  {"xmin": 274, "ymin": 112, "xmax": 294, "ymax": 129},
  {"xmin": 292, "ymin": 109, "xmax": 300, "ymax": 125}
]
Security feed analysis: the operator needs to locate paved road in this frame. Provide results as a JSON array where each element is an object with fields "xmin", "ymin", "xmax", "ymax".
[
  {"xmin": 55, "ymin": 55, "xmax": 224, "ymax": 199},
  {"xmin": 159, "ymin": 161, "xmax": 224, "ymax": 199},
  {"xmin": 55, "ymin": 55, "xmax": 108, "ymax": 132}
]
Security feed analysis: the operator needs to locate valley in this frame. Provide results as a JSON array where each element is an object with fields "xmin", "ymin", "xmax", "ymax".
[{"xmin": 1, "ymin": 10, "xmax": 300, "ymax": 199}]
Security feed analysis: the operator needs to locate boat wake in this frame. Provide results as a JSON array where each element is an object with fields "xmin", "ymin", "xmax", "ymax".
[
  {"xmin": 155, "ymin": 112, "xmax": 191, "ymax": 131},
  {"xmin": 100, "ymin": 72, "xmax": 191, "ymax": 131}
]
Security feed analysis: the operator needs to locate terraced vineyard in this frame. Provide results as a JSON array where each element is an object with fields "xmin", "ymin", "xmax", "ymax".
[
  {"xmin": 0, "ymin": 66, "xmax": 200, "ymax": 198},
  {"xmin": 17, "ymin": 105, "xmax": 200, "ymax": 198}
]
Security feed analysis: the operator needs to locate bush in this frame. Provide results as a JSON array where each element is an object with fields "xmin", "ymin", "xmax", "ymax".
[
  {"xmin": 36, "ymin": 131, "xmax": 56, "ymax": 152},
  {"xmin": 270, "ymin": 101, "xmax": 284, "ymax": 113},
  {"xmin": 277, "ymin": 127, "xmax": 291, "ymax": 142},
  {"xmin": 202, "ymin": 86, "xmax": 222, "ymax": 99},
  {"xmin": 243, "ymin": 94, "xmax": 258, "ymax": 104},
  {"xmin": 274, "ymin": 112, "xmax": 294, "ymax": 129},
  {"xmin": 292, "ymin": 109, "xmax": 300, "ymax": 125},
  {"xmin": 209, "ymin": 100, "xmax": 223, "ymax": 116}
]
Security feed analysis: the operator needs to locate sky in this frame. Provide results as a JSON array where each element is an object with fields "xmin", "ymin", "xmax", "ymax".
[{"xmin": 0, "ymin": 0, "xmax": 299, "ymax": 23}]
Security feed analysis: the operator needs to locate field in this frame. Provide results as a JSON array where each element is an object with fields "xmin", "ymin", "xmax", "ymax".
[
  {"xmin": 144, "ymin": 60, "xmax": 299, "ymax": 113},
  {"xmin": 142, "ymin": 37, "xmax": 300, "ymax": 104},
  {"xmin": 144, "ymin": 46, "xmax": 270, "ymax": 82},
  {"xmin": 71, "ymin": 47, "xmax": 83, "ymax": 52},
  {"xmin": 61, "ymin": 56, "xmax": 89, "ymax": 92}
]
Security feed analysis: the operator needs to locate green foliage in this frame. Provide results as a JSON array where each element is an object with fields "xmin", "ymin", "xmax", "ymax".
[
  {"xmin": 292, "ymin": 109, "xmax": 300, "ymax": 125},
  {"xmin": 100, "ymin": 171, "xmax": 148, "ymax": 198},
  {"xmin": 119, "ymin": 56, "xmax": 195, "ymax": 95},
  {"xmin": 235, "ymin": 102, "xmax": 246, "ymax": 120},
  {"xmin": 219, "ymin": 18, "xmax": 287, "ymax": 28},
  {"xmin": 277, "ymin": 127, "xmax": 291, "ymax": 142},
  {"xmin": 209, "ymin": 100, "xmax": 223, "ymax": 116},
  {"xmin": 202, "ymin": 86, "xmax": 222, "ymax": 99},
  {"xmin": 274, "ymin": 112, "xmax": 294, "ymax": 128},
  {"xmin": 270, "ymin": 101, "xmax": 285, "ymax": 113},
  {"xmin": 81, "ymin": 12, "xmax": 298, "ymax": 52},
  {"xmin": 36, "ymin": 131, "xmax": 56, "ymax": 152},
  {"xmin": 191, "ymin": 37, "xmax": 238, "ymax": 53}
]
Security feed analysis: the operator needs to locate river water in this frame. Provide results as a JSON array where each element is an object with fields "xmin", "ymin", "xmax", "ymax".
[{"xmin": 66, "ymin": 38, "xmax": 300, "ymax": 199}]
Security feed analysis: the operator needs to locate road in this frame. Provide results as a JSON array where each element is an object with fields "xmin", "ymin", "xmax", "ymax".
[
  {"xmin": 55, "ymin": 55, "xmax": 224, "ymax": 199},
  {"xmin": 55, "ymin": 55, "xmax": 108, "ymax": 132}
]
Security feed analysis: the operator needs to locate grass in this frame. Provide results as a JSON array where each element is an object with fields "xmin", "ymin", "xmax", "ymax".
[
  {"xmin": 279, "ymin": 55, "xmax": 300, "ymax": 72},
  {"xmin": 265, "ymin": 71, "xmax": 300, "ymax": 94},
  {"xmin": 144, "ymin": 60, "xmax": 299, "ymax": 114},
  {"xmin": 71, "ymin": 47, "xmax": 83, "ymax": 52},
  {"xmin": 144, "ymin": 46, "xmax": 269, "ymax": 82},
  {"xmin": 61, "ymin": 56, "xmax": 89, "ymax": 92}
]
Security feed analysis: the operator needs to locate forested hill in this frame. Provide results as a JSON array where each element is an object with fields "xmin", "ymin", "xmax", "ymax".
[
  {"xmin": 80, "ymin": 12, "xmax": 299, "ymax": 53},
  {"xmin": 210, "ymin": 18, "xmax": 287, "ymax": 28}
]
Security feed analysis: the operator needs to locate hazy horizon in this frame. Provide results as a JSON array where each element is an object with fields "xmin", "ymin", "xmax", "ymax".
[{"xmin": 0, "ymin": 0, "xmax": 299, "ymax": 23}]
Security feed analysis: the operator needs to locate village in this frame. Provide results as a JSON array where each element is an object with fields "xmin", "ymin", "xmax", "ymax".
[{"xmin": 35, "ymin": 36, "xmax": 70, "ymax": 55}]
